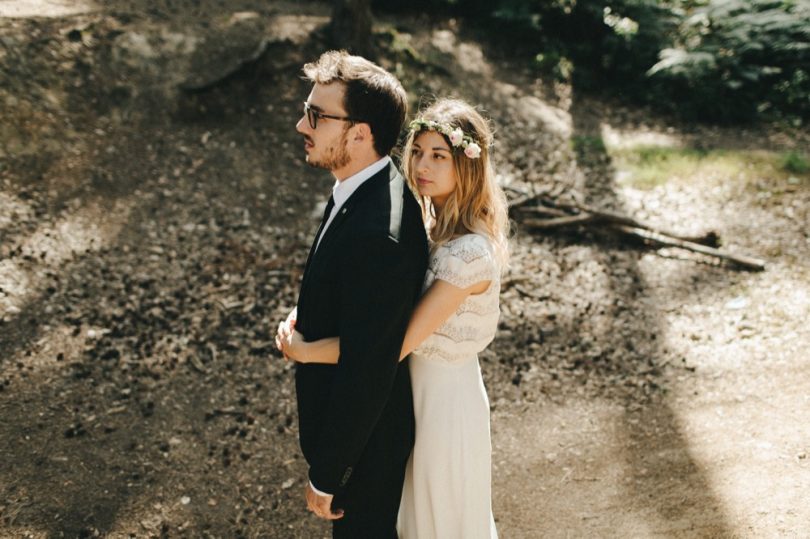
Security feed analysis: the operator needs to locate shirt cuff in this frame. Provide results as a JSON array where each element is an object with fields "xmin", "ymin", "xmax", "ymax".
[{"xmin": 309, "ymin": 480, "xmax": 332, "ymax": 497}]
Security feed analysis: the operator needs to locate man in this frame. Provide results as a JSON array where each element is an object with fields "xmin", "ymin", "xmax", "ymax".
[{"xmin": 279, "ymin": 50, "xmax": 428, "ymax": 537}]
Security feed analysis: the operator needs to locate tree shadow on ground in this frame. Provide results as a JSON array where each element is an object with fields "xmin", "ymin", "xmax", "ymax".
[
  {"xmin": 0, "ymin": 142, "xmax": 319, "ymax": 537},
  {"xmin": 418, "ymin": 20, "xmax": 742, "ymax": 535},
  {"xmin": 564, "ymin": 85, "xmax": 734, "ymax": 536},
  {"xmin": 0, "ymin": 191, "xmax": 177, "ymax": 536},
  {"xmin": 0, "ymin": 27, "xmax": 327, "ymax": 535}
]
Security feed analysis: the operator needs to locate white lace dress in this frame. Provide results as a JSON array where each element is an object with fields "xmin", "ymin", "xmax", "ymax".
[{"xmin": 397, "ymin": 233, "xmax": 500, "ymax": 539}]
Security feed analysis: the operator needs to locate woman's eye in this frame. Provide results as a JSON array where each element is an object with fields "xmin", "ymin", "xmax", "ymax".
[{"xmin": 433, "ymin": 153, "xmax": 445, "ymax": 160}]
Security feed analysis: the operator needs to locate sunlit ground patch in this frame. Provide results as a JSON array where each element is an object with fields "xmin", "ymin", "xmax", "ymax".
[
  {"xmin": 0, "ymin": 200, "xmax": 132, "ymax": 319},
  {"xmin": 430, "ymin": 29, "xmax": 492, "ymax": 77},
  {"xmin": 0, "ymin": 0, "xmax": 97, "ymax": 18},
  {"xmin": 670, "ymin": 358, "xmax": 810, "ymax": 537},
  {"xmin": 600, "ymin": 123, "xmax": 683, "ymax": 151},
  {"xmin": 492, "ymin": 399, "xmax": 733, "ymax": 537},
  {"xmin": 0, "ymin": 192, "xmax": 35, "ymax": 230},
  {"xmin": 0, "ymin": 526, "xmax": 46, "ymax": 539},
  {"xmin": 610, "ymin": 147, "xmax": 810, "ymax": 190}
]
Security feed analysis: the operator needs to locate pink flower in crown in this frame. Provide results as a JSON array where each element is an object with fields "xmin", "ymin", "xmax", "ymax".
[
  {"xmin": 464, "ymin": 142, "xmax": 482, "ymax": 159},
  {"xmin": 449, "ymin": 128, "xmax": 464, "ymax": 147}
]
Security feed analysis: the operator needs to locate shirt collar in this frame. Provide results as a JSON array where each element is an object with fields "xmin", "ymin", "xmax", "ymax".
[{"xmin": 331, "ymin": 156, "xmax": 391, "ymax": 209}]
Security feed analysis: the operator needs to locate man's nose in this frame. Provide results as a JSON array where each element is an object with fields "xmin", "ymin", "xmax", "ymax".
[{"xmin": 295, "ymin": 116, "xmax": 309, "ymax": 134}]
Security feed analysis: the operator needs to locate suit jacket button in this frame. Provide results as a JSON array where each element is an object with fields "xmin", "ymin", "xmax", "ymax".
[{"xmin": 340, "ymin": 467, "xmax": 353, "ymax": 486}]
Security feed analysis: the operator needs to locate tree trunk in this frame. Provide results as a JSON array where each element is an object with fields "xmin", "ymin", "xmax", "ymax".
[{"xmin": 329, "ymin": 0, "xmax": 373, "ymax": 57}]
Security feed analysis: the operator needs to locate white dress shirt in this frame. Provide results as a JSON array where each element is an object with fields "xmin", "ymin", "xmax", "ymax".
[{"xmin": 309, "ymin": 155, "xmax": 391, "ymax": 497}]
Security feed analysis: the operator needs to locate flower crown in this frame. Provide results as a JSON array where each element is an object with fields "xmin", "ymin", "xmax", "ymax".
[{"xmin": 408, "ymin": 119, "xmax": 482, "ymax": 159}]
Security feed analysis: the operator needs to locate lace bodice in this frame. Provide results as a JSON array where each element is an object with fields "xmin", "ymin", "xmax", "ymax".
[{"xmin": 412, "ymin": 234, "xmax": 500, "ymax": 362}]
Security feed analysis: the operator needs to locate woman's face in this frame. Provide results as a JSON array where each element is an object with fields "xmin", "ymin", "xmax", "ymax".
[{"xmin": 410, "ymin": 131, "xmax": 457, "ymax": 209}]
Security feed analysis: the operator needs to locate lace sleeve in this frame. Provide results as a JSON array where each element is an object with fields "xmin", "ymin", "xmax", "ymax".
[{"xmin": 434, "ymin": 235, "xmax": 498, "ymax": 289}]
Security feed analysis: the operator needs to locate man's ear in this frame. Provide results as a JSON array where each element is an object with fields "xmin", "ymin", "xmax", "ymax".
[{"xmin": 352, "ymin": 122, "xmax": 372, "ymax": 143}]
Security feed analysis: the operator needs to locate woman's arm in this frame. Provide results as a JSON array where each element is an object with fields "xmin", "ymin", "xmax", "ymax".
[
  {"xmin": 396, "ymin": 278, "xmax": 489, "ymax": 360},
  {"xmin": 282, "ymin": 331, "xmax": 340, "ymax": 364},
  {"xmin": 278, "ymin": 278, "xmax": 489, "ymax": 364}
]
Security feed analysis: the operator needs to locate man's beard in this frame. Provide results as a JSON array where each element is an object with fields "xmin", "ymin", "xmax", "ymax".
[{"xmin": 308, "ymin": 130, "xmax": 351, "ymax": 171}]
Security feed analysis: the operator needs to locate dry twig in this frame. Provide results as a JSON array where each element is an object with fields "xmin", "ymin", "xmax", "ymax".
[{"xmin": 510, "ymin": 193, "xmax": 765, "ymax": 271}]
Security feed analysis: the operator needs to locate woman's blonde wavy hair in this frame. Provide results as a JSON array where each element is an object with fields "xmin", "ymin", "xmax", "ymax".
[{"xmin": 402, "ymin": 98, "xmax": 510, "ymax": 270}]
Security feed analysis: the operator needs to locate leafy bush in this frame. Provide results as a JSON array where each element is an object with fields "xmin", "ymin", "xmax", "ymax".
[
  {"xmin": 375, "ymin": 0, "xmax": 809, "ymax": 123},
  {"xmin": 647, "ymin": 0, "xmax": 810, "ymax": 122},
  {"xmin": 781, "ymin": 151, "xmax": 810, "ymax": 174}
]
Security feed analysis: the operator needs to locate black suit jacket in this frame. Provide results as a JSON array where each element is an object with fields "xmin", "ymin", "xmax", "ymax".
[{"xmin": 294, "ymin": 162, "xmax": 428, "ymax": 495}]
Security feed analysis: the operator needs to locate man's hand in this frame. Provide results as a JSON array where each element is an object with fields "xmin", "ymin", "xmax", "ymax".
[{"xmin": 305, "ymin": 483, "xmax": 344, "ymax": 520}]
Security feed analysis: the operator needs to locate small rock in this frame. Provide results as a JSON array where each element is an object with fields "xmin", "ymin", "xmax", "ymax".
[{"xmin": 725, "ymin": 296, "xmax": 749, "ymax": 310}]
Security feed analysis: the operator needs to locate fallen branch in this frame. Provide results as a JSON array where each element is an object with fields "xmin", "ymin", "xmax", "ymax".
[
  {"xmin": 520, "ymin": 205, "xmax": 721, "ymax": 246},
  {"xmin": 558, "ymin": 201, "xmax": 721, "ymax": 247},
  {"xmin": 616, "ymin": 225, "xmax": 766, "ymax": 271},
  {"xmin": 511, "ymin": 193, "xmax": 765, "ymax": 271},
  {"xmin": 522, "ymin": 214, "xmax": 593, "ymax": 228}
]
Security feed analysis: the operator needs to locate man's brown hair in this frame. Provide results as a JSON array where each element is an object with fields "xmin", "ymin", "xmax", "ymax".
[{"xmin": 303, "ymin": 50, "xmax": 408, "ymax": 157}]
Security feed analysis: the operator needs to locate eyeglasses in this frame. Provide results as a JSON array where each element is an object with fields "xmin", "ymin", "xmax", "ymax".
[{"xmin": 303, "ymin": 102, "xmax": 359, "ymax": 129}]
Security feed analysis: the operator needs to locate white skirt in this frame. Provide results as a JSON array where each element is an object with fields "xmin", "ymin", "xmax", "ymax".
[{"xmin": 397, "ymin": 353, "xmax": 498, "ymax": 539}]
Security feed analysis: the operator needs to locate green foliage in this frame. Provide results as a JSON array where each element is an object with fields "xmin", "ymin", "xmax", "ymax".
[
  {"xmin": 781, "ymin": 151, "xmax": 810, "ymax": 174},
  {"xmin": 647, "ymin": 0, "xmax": 810, "ymax": 121},
  {"xmin": 535, "ymin": 52, "xmax": 575, "ymax": 82},
  {"xmin": 571, "ymin": 135, "xmax": 608, "ymax": 154},
  {"xmin": 375, "ymin": 0, "xmax": 809, "ymax": 123},
  {"xmin": 467, "ymin": 0, "xmax": 684, "ymax": 93},
  {"xmin": 612, "ymin": 146, "xmax": 810, "ymax": 189}
]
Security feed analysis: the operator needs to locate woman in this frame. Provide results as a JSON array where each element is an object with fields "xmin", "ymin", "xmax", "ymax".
[{"xmin": 278, "ymin": 98, "xmax": 509, "ymax": 538}]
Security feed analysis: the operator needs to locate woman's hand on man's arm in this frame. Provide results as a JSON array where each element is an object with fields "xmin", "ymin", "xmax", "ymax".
[{"xmin": 275, "ymin": 321, "xmax": 340, "ymax": 365}]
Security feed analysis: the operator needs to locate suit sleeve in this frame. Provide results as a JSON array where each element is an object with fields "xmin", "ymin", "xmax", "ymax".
[{"xmin": 307, "ymin": 234, "xmax": 419, "ymax": 493}]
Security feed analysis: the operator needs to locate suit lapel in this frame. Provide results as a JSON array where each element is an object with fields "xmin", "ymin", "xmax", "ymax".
[
  {"xmin": 313, "ymin": 163, "xmax": 392, "ymax": 254},
  {"xmin": 297, "ymin": 163, "xmax": 402, "ymax": 334},
  {"xmin": 315, "ymin": 203, "xmax": 351, "ymax": 252}
]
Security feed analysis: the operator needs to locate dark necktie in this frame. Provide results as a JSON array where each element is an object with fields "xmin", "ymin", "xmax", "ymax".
[
  {"xmin": 306, "ymin": 195, "xmax": 335, "ymax": 264},
  {"xmin": 316, "ymin": 195, "xmax": 336, "ymax": 245}
]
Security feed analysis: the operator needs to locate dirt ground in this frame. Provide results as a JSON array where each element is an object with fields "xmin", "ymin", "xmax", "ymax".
[{"xmin": 1, "ymin": 2, "xmax": 809, "ymax": 538}]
